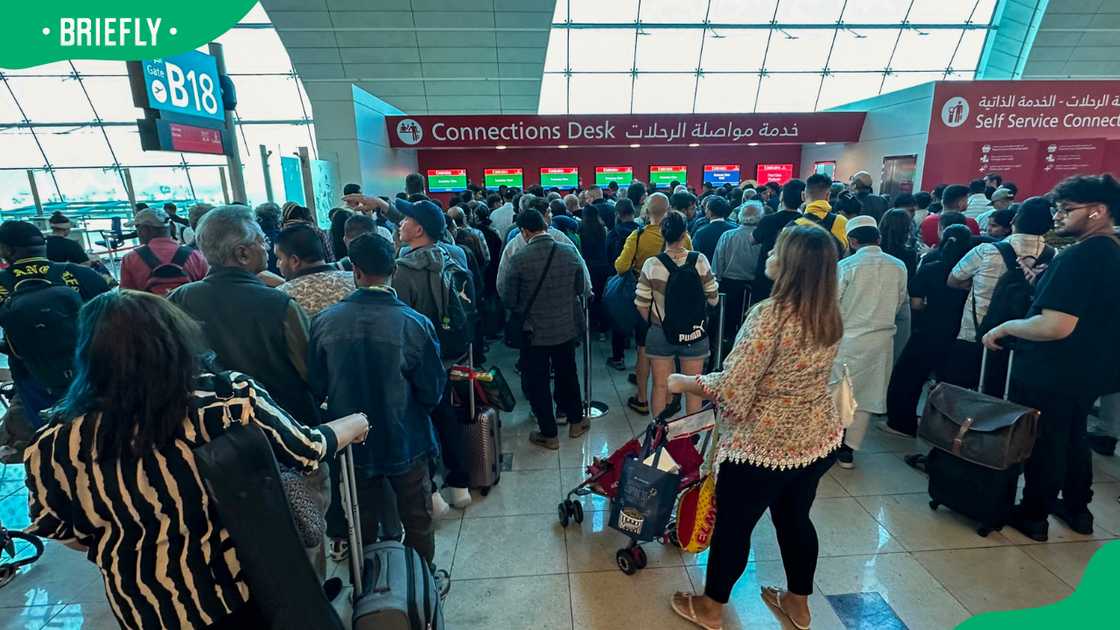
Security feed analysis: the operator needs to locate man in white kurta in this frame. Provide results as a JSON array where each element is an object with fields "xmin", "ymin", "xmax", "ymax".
[{"xmin": 835, "ymin": 215, "xmax": 908, "ymax": 469}]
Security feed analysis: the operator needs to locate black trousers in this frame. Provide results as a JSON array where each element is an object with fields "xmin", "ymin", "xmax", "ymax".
[
  {"xmin": 356, "ymin": 459, "xmax": 435, "ymax": 566},
  {"xmin": 521, "ymin": 340, "xmax": 584, "ymax": 438},
  {"xmin": 885, "ymin": 335, "xmax": 951, "ymax": 436},
  {"xmin": 430, "ymin": 389, "xmax": 470, "ymax": 488},
  {"xmin": 704, "ymin": 453, "xmax": 836, "ymax": 603},
  {"xmin": 1011, "ymin": 383, "xmax": 1095, "ymax": 521}
]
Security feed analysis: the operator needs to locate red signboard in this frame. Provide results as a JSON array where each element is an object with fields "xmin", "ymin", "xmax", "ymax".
[
  {"xmin": 929, "ymin": 80, "xmax": 1120, "ymax": 142},
  {"xmin": 428, "ymin": 168, "xmax": 466, "ymax": 176},
  {"xmin": 757, "ymin": 163, "xmax": 794, "ymax": 185},
  {"xmin": 596, "ymin": 166, "xmax": 631, "ymax": 174},
  {"xmin": 541, "ymin": 167, "xmax": 577, "ymax": 175},
  {"xmin": 973, "ymin": 141, "xmax": 1040, "ymax": 186},
  {"xmin": 386, "ymin": 113, "xmax": 866, "ymax": 149},
  {"xmin": 168, "ymin": 122, "xmax": 224, "ymax": 155}
]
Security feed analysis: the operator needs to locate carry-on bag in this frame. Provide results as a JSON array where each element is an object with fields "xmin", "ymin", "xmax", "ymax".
[
  {"xmin": 918, "ymin": 349, "xmax": 1039, "ymax": 470},
  {"xmin": 920, "ymin": 348, "xmax": 1036, "ymax": 536},
  {"xmin": 338, "ymin": 445, "xmax": 443, "ymax": 630},
  {"xmin": 461, "ymin": 345, "xmax": 502, "ymax": 494},
  {"xmin": 608, "ymin": 426, "xmax": 681, "ymax": 543}
]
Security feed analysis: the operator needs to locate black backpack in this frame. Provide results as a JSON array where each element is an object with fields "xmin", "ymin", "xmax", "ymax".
[
  {"xmin": 427, "ymin": 255, "xmax": 475, "ymax": 361},
  {"xmin": 136, "ymin": 245, "xmax": 194, "ymax": 296},
  {"xmin": 975, "ymin": 241, "xmax": 1055, "ymax": 340},
  {"xmin": 654, "ymin": 252, "xmax": 708, "ymax": 345},
  {"xmin": 801, "ymin": 211, "xmax": 846, "ymax": 256},
  {"xmin": 0, "ymin": 265, "xmax": 83, "ymax": 392}
]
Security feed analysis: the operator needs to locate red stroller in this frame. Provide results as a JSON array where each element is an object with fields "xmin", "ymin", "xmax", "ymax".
[{"xmin": 558, "ymin": 406, "xmax": 717, "ymax": 574}]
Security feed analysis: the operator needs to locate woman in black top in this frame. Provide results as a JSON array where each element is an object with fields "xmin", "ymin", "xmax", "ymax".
[
  {"xmin": 884, "ymin": 224, "xmax": 974, "ymax": 436},
  {"xmin": 329, "ymin": 207, "xmax": 353, "ymax": 261},
  {"xmin": 24, "ymin": 291, "xmax": 369, "ymax": 630}
]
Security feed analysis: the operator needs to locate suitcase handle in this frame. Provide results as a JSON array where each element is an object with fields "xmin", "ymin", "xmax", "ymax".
[{"xmin": 979, "ymin": 347, "xmax": 1015, "ymax": 401}]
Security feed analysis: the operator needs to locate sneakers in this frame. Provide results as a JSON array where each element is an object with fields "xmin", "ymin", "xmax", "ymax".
[
  {"xmin": 447, "ymin": 486, "xmax": 472, "ymax": 509},
  {"xmin": 606, "ymin": 357, "xmax": 626, "ymax": 371},
  {"xmin": 876, "ymin": 422, "xmax": 915, "ymax": 439},
  {"xmin": 569, "ymin": 420, "xmax": 591, "ymax": 439},
  {"xmin": 529, "ymin": 431, "xmax": 560, "ymax": 450},
  {"xmin": 432, "ymin": 490, "xmax": 451, "ymax": 519},
  {"xmin": 1051, "ymin": 499, "xmax": 1094, "ymax": 535},
  {"xmin": 627, "ymin": 396, "xmax": 649, "ymax": 415},
  {"xmin": 1008, "ymin": 505, "xmax": 1049, "ymax": 542},
  {"xmin": 836, "ymin": 445, "xmax": 854, "ymax": 469}
]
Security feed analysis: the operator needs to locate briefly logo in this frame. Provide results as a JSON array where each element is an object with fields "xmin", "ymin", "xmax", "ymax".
[
  {"xmin": 941, "ymin": 96, "xmax": 969, "ymax": 127},
  {"xmin": 396, "ymin": 119, "xmax": 423, "ymax": 145}
]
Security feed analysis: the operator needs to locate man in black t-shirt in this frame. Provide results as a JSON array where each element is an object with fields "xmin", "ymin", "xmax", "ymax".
[
  {"xmin": 46, "ymin": 212, "xmax": 90, "ymax": 265},
  {"xmin": 983, "ymin": 174, "xmax": 1120, "ymax": 541},
  {"xmin": 749, "ymin": 179, "xmax": 806, "ymax": 304}
]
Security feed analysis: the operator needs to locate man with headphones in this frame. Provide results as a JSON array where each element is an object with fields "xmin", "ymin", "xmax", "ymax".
[{"xmin": 983, "ymin": 174, "xmax": 1120, "ymax": 542}]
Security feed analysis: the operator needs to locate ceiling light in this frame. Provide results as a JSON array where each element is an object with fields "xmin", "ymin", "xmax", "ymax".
[
  {"xmin": 748, "ymin": 142, "xmax": 759, "ymax": 146},
  {"xmin": 688, "ymin": 143, "xmax": 700, "ymax": 147},
  {"xmin": 496, "ymin": 145, "xmax": 507, "ymax": 150},
  {"xmin": 558, "ymin": 144, "xmax": 569, "ymax": 149},
  {"xmin": 630, "ymin": 143, "xmax": 641, "ymax": 148},
  {"xmin": 815, "ymin": 141, "xmax": 826, "ymax": 145}
]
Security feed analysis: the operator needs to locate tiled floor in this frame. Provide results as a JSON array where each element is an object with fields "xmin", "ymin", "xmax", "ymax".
[{"xmin": 0, "ymin": 339, "xmax": 1116, "ymax": 629}]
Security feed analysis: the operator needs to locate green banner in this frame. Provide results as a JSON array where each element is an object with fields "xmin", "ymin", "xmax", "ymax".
[{"xmin": 1, "ymin": 1, "xmax": 257, "ymax": 69}]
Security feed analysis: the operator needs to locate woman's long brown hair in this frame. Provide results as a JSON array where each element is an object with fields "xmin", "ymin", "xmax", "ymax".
[{"xmin": 768, "ymin": 224, "xmax": 843, "ymax": 347}]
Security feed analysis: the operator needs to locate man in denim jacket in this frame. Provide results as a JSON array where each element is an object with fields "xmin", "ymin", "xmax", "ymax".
[{"xmin": 310, "ymin": 234, "xmax": 445, "ymax": 566}]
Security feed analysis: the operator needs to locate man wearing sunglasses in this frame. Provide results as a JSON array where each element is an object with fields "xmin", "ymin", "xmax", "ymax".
[{"xmin": 983, "ymin": 174, "xmax": 1120, "ymax": 542}]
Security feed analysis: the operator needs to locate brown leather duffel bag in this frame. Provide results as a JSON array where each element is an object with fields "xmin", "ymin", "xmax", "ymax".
[{"xmin": 918, "ymin": 350, "xmax": 1040, "ymax": 471}]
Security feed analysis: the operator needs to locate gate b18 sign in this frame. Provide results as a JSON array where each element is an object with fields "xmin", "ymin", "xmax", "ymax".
[{"xmin": 139, "ymin": 50, "xmax": 224, "ymax": 122}]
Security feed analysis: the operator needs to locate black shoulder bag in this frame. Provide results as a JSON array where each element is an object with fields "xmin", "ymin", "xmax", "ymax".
[{"xmin": 504, "ymin": 243, "xmax": 557, "ymax": 349}]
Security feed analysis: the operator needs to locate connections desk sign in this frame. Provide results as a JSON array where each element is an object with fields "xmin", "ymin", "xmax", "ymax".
[
  {"xmin": 0, "ymin": 1, "xmax": 258, "ymax": 69},
  {"xmin": 386, "ymin": 113, "xmax": 866, "ymax": 150}
]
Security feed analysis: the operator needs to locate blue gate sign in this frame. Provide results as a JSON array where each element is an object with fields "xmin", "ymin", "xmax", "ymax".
[{"xmin": 141, "ymin": 51, "xmax": 224, "ymax": 121}]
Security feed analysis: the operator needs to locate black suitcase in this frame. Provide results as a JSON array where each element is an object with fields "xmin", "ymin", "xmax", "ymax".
[
  {"xmin": 923, "ymin": 348, "xmax": 1024, "ymax": 537},
  {"xmin": 925, "ymin": 448, "xmax": 1020, "ymax": 536}
]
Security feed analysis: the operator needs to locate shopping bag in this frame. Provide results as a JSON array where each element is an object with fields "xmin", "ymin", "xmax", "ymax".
[
  {"xmin": 609, "ymin": 452, "xmax": 680, "ymax": 542},
  {"xmin": 675, "ymin": 474, "xmax": 717, "ymax": 553}
]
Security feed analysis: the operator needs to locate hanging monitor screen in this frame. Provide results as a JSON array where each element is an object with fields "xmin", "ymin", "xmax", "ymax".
[
  {"xmin": 540, "ymin": 167, "xmax": 578, "ymax": 189},
  {"xmin": 649, "ymin": 165, "xmax": 687, "ymax": 188},
  {"xmin": 703, "ymin": 164, "xmax": 741, "ymax": 186},
  {"xmin": 595, "ymin": 166, "xmax": 633, "ymax": 186},
  {"xmin": 756, "ymin": 163, "xmax": 794, "ymax": 186},
  {"xmin": 484, "ymin": 168, "xmax": 523, "ymax": 188},
  {"xmin": 427, "ymin": 169, "xmax": 468, "ymax": 193}
]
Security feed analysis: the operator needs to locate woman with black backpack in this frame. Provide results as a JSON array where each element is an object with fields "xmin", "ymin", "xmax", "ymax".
[{"xmin": 634, "ymin": 211, "xmax": 719, "ymax": 419}]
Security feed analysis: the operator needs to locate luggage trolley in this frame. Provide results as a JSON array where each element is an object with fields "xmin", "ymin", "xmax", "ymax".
[{"xmin": 558, "ymin": 406, "xmax": 717, "ymax": 574}]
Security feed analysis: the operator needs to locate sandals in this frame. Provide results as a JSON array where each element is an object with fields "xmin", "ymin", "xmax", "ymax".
[
  {"xmin": 760, "ymin": 586, "xmax": 811, "ymax": 630},
  {"xmin": 670, "ymin": 592, "xmax": 723, "ymax": 630}
]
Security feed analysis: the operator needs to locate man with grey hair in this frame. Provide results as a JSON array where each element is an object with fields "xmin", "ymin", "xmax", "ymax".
[
  {"xmin": 169, "ymin": 205, "xmax": 320, "ymax": 431},
  {"xmin": 711, "ymin": 200, "xmax": 765, "ymax": 341},
  {"xmin": 563, "ymin": 194, "xmax": 580, "ymax": 217}
]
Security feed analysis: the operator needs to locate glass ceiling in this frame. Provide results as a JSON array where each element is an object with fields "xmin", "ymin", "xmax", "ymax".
[
  {"xmin": 541, "ymin": 0, "xmax": 998, "ymax": 114},
  {"xmin": 0, "ymin": 3, "xmax": 314, "ymax": 211}
]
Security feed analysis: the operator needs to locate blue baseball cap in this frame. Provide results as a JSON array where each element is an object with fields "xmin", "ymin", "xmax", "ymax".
[{"xmin": 394, "ymin": 198, "xmax": 445, "ymax": 240}]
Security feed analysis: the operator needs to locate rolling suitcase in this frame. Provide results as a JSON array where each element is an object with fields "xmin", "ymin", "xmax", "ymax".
[
  {"xmin": 462, "ymin": 345, "xmax": 502, "ymax": 495},
  {"xmin": 920, "ymin": 349, "xmax": 1037, "ymax": 536},
  {"xmin": 338, "ymin": 445, "xmax": 443, "ymax": 630}
]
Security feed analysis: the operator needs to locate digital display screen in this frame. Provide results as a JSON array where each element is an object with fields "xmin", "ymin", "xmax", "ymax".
[
  {"xmin": 484, "ymin": 168, "xmax": 523, "ymax": 188},
  {"xmin": 703, "ymin": 164, "xmax": 741, "ymax": 186},
  {"xmin": 540, "ymin": 167, "xmax": 578, "ymax": 189},
  {"xmin": 427, "ymin": 169, "xmax": 468, "ymax": 193},
  {"xmin": 756, "ymin": 163, "xmax": 795, "ymax": 186},
  {"xmin": 152, "ymin": 120, "xmax": 225, "ymax": 155},
  {"xmin": 594, "ymin": 166, "xmax": 632, "ymax": 186},
  {"xmin": 814, "ymin": 161, "xmax": 836, "ymax": 178},
  {"xmin": 649, "ymin": 165, "xmax": 687, "ymax": 188}
]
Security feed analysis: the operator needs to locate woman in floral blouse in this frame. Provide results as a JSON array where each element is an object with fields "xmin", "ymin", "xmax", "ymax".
[{"xmin": 667, "ymin": 224, "xmax": 844, "ymax": 630}]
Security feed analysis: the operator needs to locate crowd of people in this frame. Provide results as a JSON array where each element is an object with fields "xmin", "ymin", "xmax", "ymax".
[{"xmin": 0, "ymin": 167, "xmax": 1118, "ymax": 630}]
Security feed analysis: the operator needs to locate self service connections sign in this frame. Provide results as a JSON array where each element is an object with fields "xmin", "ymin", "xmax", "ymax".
[{"xmin": 0, "ymin": 1, "xmax": 257, "ymax": 69}]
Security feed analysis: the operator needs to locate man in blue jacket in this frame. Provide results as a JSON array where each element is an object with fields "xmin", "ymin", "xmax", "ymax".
[{"xmin": 310, "ymin": 234, "xmax": 445, "ymax": 566}]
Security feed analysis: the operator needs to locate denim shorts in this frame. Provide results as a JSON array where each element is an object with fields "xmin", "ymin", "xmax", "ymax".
[{"xmin": 644, "ymin": 324, "xmax": 710, "ymax": 360}]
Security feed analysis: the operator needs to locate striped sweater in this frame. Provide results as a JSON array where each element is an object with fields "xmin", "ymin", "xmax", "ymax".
[
  {"xmin": 635, "ymin": 248, "xmax": 720, "ymax": 325},
  {"xmin": 23, "ymin": 373, "xmax": 337, "ymax": 630}
]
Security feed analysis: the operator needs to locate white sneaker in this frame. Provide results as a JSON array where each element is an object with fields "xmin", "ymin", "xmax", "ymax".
[
  {"xmin": 448, "ymin": 486, "xmax": 472, "ymax": 509},
  {"xmin": 432, "ymin": 490, "xmax": 451, "ymax": 519}
]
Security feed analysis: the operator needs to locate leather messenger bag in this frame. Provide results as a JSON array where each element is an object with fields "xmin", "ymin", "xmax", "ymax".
[{"xmin": 918, "ymin": 349, "xmax": 1040, "ymax": 471}]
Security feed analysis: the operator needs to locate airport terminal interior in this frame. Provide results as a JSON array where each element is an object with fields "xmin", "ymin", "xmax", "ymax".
[{"xmin": 3, "ymin": 0, "xmax": 1120, "ymax": 628}]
